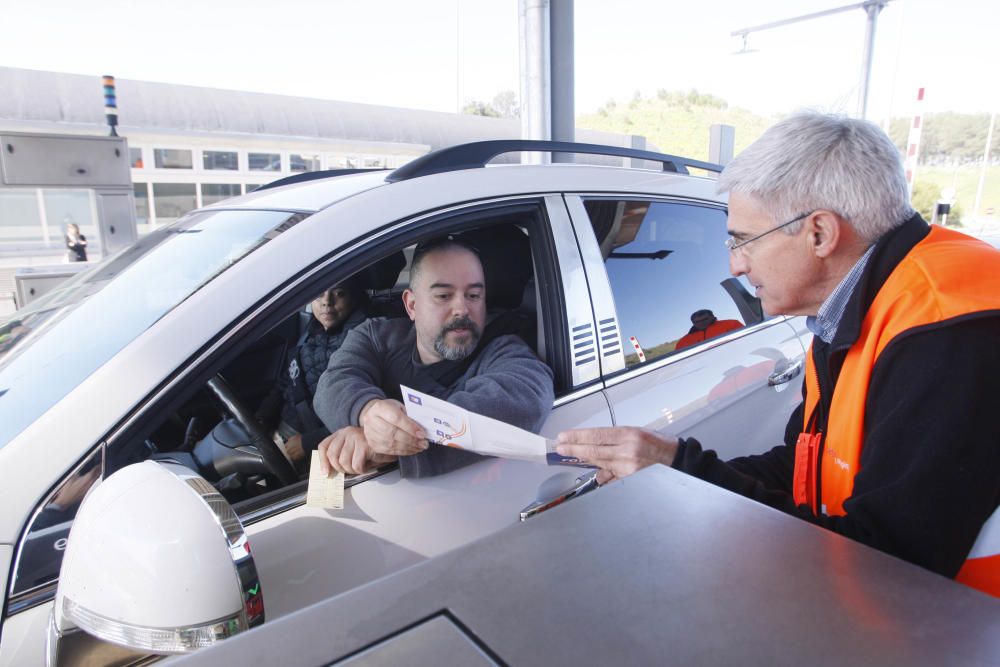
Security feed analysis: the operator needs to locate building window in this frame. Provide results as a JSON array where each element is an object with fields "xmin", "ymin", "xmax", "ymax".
[
  {"xmin": 248, "ymin": 152, "xmax": 281, "ymax": 172},
  {"xmin": 203, "ymin": 150, "xmax": 238, "ymax": 171},
  {"xmin": 134, "ymin": 183, "xmax": 151, "ymax": 236},
  {"xmin": 129, "ymin": 147, "xmax": 144, "ymax": 169},
  {"xmin": 290, "ymin": 153, "xmax": 321, "ymax": 172},
  {"xmin": 201, "ymin": 183, "xmax": 242, "ymax": 206},
  {"xmin": 153, "ymin": 183, "xmax": 197, "ymax": 224},
  {"xmin": 153, "ymin": 148, "xmax": 193, "ymax": 169},
  {"xmin": 0, "ymin": 189, "xmax": 43, "ymax": 244},
  {"xmin": 44, "ymin": 191, "xmax": 95, "ymax": 250},
  {"xmin": 363, "ymin": 157, "xmax": 386, "ymax": 168}
]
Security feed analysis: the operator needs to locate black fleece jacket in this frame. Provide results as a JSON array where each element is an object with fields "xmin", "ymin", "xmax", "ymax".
[{"xmin": 672, "ymin": 214, "xmax": 1000, "ymax": 578}]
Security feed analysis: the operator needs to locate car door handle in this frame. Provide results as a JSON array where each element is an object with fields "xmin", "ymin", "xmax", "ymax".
[
  {"xmin": 768, "ymin": 360, "xmax": 803, "ymax": 386},
  {"xmin": 519, "ymin": 471, "xmax": 600, "ymax": 522}
]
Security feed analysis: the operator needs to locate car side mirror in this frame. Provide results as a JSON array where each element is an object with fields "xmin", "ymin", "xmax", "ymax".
[{"xmin": 47, "ymin": 461, "xmax": 264, "ymax": 665}]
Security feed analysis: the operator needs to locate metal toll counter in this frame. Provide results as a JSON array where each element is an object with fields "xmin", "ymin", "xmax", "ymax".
[{"xmin": 172, "ymin": 466, "xmax": 1000, "ymax": 666}]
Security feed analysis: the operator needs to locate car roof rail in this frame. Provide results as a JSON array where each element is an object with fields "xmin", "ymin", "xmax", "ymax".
[
  {"xmin": 257, "ymin": 168, "xmax": 387, "ymax": 191},
  {"xmin": 385, "ymin": 140, "xmax": 724, "ymax": 183}
]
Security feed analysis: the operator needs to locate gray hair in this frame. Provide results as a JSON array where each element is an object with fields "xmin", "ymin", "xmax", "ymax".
[{"xmin": 717, "ymin": 111, "xmax": 914, "ymax": 244}]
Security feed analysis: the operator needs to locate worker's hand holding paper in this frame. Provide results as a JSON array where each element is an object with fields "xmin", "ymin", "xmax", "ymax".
[{"xmin": 400, "ymin": 385, "xmax": 587, "ymax": 466}]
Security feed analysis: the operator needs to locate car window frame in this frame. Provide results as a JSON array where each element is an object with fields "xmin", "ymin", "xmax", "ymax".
[
  {"xmin": 564, "ymin": 194, "xmax": 785, "ymax": 385},
  {"xmin": 100, "ymin": 196, "xmax": 566, "ymax": 512}
]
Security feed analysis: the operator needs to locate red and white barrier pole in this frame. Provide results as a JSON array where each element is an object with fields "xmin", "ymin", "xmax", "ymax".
[
  {"xmin": 629, "ymin": 336, "xmax": 646, "ymax": 363},
  {"xmin": 904, "ymin": 87, "xmax": 924, "ymax": 198}
]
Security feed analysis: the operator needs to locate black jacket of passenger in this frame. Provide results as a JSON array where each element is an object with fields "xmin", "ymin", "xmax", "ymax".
[
  {"xmin": 672, "ymin": 214, "xmax": 1000, "ymax": 578},
  {"xmin": 256, "ymin": 309, "xmax": 365, "ymax": 451}
]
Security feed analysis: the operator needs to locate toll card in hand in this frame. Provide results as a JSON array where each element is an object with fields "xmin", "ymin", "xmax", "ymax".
[
  {"xmin": 401, "ymin": 385, "xmax": 589, "ymax": 467},
  {"xmin": 306, "ymin": 450, "xmax": 345, "ymax": 509}
]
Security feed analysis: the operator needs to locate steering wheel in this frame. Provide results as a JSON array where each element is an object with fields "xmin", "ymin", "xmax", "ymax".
[{"xmin": 206, "ymin": 374, "xmax": 299, "ymax": 486}]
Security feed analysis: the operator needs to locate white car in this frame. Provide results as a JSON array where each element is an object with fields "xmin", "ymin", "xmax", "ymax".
[{"xmin": 0, "ymin": 141, "xmax": 809, "ymax": 664}]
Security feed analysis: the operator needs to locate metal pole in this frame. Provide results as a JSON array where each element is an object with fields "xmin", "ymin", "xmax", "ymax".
[
  {"xmin": 709, "ymin": 124, "xmax": 736, "ymax": 165},
  {"xmin": 732, "ymin": 1, "xmax": 890, "ymax": 120},
  {"xmin": 973, "ymin": 110, "xmax": 997, "ymax": 230},
  {"xmin": 732, "ymin": 1, "xmax": 874, "ymax": 39},
  {"xmin": 550, "ymin": 0, "xmax": 574, "ymax": 162},
  {"xmin": 519, "ymin": 0, "xmax": 551, "ymax": 164},
  {"xmin": 857, "ymin": 1, "xmax": 884, "ymax": 119}
]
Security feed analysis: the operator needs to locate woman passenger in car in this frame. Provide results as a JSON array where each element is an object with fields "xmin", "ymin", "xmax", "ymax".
[{"xmin": 255, "ymin": 279, "xmax": 367, "ymax": 470}]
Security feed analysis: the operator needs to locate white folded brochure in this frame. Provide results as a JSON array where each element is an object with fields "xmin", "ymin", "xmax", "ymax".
[{"xmin": 400, "ymin": 385, "xmax": 587, "ymax": 466}]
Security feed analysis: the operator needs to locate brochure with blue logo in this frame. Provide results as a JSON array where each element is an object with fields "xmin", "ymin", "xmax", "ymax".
[{"xmin": 401, "ymin": 385, "xmax": 588, "ymax": 467}]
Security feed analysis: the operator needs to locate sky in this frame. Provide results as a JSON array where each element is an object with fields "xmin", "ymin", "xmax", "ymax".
[{"xmin": 1, "ymin": 0, "xmax": 997, "ymax": 123}]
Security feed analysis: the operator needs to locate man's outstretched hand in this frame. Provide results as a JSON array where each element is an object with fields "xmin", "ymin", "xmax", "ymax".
[
  {"xmin": 556, "ymin": 427, "xmax": 679, "ymax": 485},
  {"xmin": 358, "ymin": 398, "xmax": 428, "ymax": 456}
]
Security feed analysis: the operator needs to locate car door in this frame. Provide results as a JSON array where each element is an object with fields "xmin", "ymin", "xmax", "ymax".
[
  {"xmin": 226, "ymin": 195, "xmax": 615, "ymax": 621},
  {"xmin": 564, "ymin": 195, "xmax": 807, "ymax": 459},
  {"xmin": 1, "ymin": 194, "xmax": 611, "ymax": 665}
]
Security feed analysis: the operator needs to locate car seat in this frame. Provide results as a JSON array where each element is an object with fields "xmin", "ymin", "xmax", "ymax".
[{"xmin": 458, "ymin": 224, "xmax": 537, "ymax": 351}]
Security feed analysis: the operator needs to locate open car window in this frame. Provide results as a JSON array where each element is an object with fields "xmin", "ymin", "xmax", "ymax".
[{"xmin": 101, "ymin": 205, "xmax": 552, "ymax": 508}]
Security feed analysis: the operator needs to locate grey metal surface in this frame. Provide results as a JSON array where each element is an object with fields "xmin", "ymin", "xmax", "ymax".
[
  {"xmin": 336, "ymin": 615, "xmax": 497, "ymax": 666},
  {"xmin": 171, "ymin": 466, "xmax": 1000, "ymax": 666},
  {"xmin": 14, "ymin": 264, "xmax": 89, "ymax": 307},
  {"xmin": 0, "ymin": 133, "xmax": 130, "ymax": 187}
]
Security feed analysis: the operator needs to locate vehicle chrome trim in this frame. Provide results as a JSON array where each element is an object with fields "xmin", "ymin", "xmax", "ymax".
[
  {"xmin": 553, "ymin": 383, "xmax": 604, "ymax": 408},
  {"xmin": 165, "ymin": 464, "xmax": 265, "ymax": 631},
  {"xmin": 602, "ymin": 317, "xmax": 795, "ymax": 389},
  {"xmin": 519, "ymin": 471, "xmax": 600, "ymax": 522},
  {"xmin": 567, "ymin": 192, "xmax": 726, "ymax": 208},
  {"xmin": 544, "ymin": 195, "xmax": 600, "ymax": 387},
  {"xmin": 237, "ymin": 463, "xmax": 398, "ymax": 526},
  {"xmin": 768, "ymin": 359, "xmax": 804, "ymax": 386},
  {"xmin": 7, "ymin": 581, "xmax": 57, "ymax": 616},
  {"xmin": 562, "ymin": 195, "xmax": 626, "ymax": 375}
]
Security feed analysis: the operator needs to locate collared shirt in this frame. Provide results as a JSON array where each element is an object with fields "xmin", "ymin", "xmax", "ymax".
[{"xmin": 806, "ymin": 243, "xmax": 877, "ymax": 344}]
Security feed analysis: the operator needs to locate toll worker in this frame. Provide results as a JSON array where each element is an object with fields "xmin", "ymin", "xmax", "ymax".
[
  {"xmin": 674, "ymin": 309, "xmax": 742, "ymax": 350},
  {"xmin": 556, "ymin": 111, "xmax": 1000, "ymax": 597}
]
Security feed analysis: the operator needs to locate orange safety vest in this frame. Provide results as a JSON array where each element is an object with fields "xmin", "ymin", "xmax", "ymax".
[
  {"xmin": 794, "ymin": 226, "xmax": 1000, "ymax": 597},
  {"xmin": 675, "ymin": 319, "xmax": 743, "ymax": 350}
]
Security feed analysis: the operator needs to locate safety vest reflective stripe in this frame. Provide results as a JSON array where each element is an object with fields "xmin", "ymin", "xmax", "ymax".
[
  {"xmin": 957, "ymin": 506, "xmax": 1000, "ymax": 596},
  {"xmin": 797, "ymin": 226, "xmax": 1000, "ymax": 596}
]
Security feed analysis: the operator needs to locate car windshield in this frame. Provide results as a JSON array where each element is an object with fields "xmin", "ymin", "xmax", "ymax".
[{"xmin": 0, "ymin": 209, "xmax": 308, "ymax": 447}]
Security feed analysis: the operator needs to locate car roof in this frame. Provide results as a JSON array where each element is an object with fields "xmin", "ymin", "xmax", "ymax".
[
  {"xmin": 202, "ymin": 140, "xmax": 726, "ymax": 214},
  {"xmin": 202, "ymin": 170, "xmax": 389, "ymax": 213}
]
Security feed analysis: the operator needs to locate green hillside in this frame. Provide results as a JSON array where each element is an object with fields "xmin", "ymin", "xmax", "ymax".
[
  {"xmin": 577, "ymin": 89, "xmax": 775, "ymax": 162},
  {"xmin": 576, "ymin": 91, "xmax": 999, "ymax": 227}
]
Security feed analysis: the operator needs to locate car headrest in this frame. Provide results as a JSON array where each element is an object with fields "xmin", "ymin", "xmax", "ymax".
[
  {"xmin": 459, "ymin": 225, "xmax": 532, "ymax": 311},
  {"xmin": 357, "ymin": 251, "xmax": 406, "ymax": 291}
]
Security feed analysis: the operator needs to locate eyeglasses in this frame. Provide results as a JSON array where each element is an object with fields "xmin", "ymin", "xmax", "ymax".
[{"xmin": 725, "ymin": 210, "xmax": 815, "ymax": 253}]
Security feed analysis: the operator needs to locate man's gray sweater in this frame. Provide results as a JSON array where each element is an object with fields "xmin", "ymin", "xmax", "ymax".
[{"xmin": 313, "ymin": 317, "xmax": 555, "ymax": 477}]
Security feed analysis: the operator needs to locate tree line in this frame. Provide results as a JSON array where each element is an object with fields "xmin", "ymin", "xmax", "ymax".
[
  {"xmin": 463, "ymin": 90, "xmax": 997, "ymax": 167},
  {"xmin": 888, "ymin": 112, "xmax": 998, "ymax": 166}
]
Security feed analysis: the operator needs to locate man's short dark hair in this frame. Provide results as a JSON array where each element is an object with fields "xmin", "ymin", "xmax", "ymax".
[{"xmin": 410, "ymin": 234, "xmax": 481, "ymax": 287}]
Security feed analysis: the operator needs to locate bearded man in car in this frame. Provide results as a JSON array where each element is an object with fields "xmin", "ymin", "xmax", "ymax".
[{"xmin": 313, "ymin": 236, "xmax": 554, "ymax": 478}]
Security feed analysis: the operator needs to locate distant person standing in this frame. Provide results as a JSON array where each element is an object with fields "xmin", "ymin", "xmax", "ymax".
[{"xmin": 65, "ymin": 222, "xmax": 88, "ymax": 262}]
